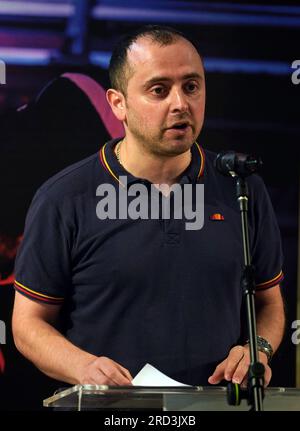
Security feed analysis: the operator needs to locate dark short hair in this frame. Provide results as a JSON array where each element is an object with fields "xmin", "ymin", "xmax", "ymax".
[{"xmin": 108, "ymin": 25, "xmax": 202, "ymax": 95}]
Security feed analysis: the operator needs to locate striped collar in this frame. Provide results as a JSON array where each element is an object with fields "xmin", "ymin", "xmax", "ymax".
[{"xmin": 99, "ymin": 138, "xmax": 205, "ymax": 186}]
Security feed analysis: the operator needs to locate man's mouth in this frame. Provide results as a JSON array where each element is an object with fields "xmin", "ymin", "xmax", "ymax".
[{"xmin": 168, "ymin": 122, "xmax": 190, "ymax": 131}]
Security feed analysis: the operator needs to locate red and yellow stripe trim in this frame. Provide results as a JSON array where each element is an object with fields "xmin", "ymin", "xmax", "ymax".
[
  {"xmin": 14, "ymin": 280, "xmax": 64, "ymax": 305},
  {"xmin": 256, "ymin": 270, "xmax": 284, "ymax": 290},
  {"xmin": 99, "ymin": 142, "xmax": 125, "ymax": 186},
  {"xmin": 99, "ymin": 141, "xmax": 205, "ymax": 184},
  {"xmin": 195, "ymin": 141, "xmax": 205, "ymax": 178}
]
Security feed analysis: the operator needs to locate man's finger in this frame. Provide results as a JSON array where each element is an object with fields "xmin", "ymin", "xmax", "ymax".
[
  {"xmin": 90, "ymin": 370, "xmax": 118, "ymax": 386},
  {"xmin": 231, "ymin": 359, "xmax": 250, "ymax": 384},
  {"xmin": 118, "ymin": 364, "xmax": 133, "ymax": 381},
  {"xmin": 208, "ymin": 360, "xmax": 226, "ymax": 384},
  {"xmin": 98, "ymin": 357, "xmax": 132, "ymax": 385},
  {"xmin": 102, "ymin": 366, "xmax": 132, "ymax": 385},
  {"xmin": 223, "ymin": 346, "xmax": 246, "ymax": 381},
  {"xmin": 110, "ymin": 358, "xmax": 133, "ymax": 382}
]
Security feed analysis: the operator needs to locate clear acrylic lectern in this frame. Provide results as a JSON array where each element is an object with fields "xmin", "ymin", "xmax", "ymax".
[{"xmin": 43, "ymin": 385, "xmax": 300, "ymax": 411}]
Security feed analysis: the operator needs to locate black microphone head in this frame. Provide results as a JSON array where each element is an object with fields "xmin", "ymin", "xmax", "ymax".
[
  {"xmin": 215, "ymin": 151, "xmax": 263, "ymax": 177},
  {"xmin": 215, "ymin": 151, "xmax": 236, "ymax": 176}
]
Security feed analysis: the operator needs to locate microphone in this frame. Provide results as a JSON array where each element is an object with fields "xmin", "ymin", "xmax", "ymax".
[{"xmin": 215, "ymin": 151, "xmax": 262, "ymax": 177}]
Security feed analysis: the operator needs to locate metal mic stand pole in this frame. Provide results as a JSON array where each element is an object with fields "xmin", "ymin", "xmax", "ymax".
[{"xmin": 236, "ymin": 175, "xmax": 265, "ymax": 411}]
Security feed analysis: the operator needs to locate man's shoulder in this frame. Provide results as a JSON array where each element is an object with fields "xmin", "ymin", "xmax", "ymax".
[{"xmin": 36, "ymin": 152, "xmax": 100, "ymax": 202}]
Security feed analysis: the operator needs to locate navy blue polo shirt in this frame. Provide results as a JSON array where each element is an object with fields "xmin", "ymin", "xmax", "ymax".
[{"xmin": 14, "ymin": 138, "xmax": 283, "ymax": 385}]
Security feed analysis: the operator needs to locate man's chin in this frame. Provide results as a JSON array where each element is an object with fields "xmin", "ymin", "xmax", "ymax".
[{"xmin": 166, "ymin": 138, "xmax": 194, "ymax": 155}]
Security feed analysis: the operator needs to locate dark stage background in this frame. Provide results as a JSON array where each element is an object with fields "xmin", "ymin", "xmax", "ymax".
[{"xmin": 0, "ymin": 0, "xmax": 299, "ymax": 410}]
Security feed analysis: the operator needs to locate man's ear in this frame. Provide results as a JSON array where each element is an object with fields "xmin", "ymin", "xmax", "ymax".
[{"xmin": 106, "ymin": 89, "xmax": 126, "ymax": 122}]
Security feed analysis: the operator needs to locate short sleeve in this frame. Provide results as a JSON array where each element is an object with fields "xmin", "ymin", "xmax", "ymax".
[
  {"xmin": 14, "ymin": 189, "xmax": 72, "ymax": 304},
  {"xmin": 249, "ymin": 175, "xmax": 284, "ymax": 290}
]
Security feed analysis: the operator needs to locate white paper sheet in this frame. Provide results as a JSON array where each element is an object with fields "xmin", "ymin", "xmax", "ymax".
[{"xmin": 132, "ymin": 363, "xmax": 190, "ymax": 387}]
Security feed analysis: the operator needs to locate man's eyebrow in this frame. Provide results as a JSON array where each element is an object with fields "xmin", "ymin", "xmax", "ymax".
[
  {"xmin": 143, "ymin": 73, "xmax": 203, "ymax": 87},
  {"xmin": 182, "ymin": 73, "xmax": 203, "ymax": 81}
]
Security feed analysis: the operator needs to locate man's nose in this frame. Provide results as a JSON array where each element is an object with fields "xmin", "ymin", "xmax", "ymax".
[{"xmin": 169, "ymin": 88, "xmax": 189, "ymax": 112}]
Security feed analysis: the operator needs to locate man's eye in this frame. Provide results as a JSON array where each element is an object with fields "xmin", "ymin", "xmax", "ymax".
[
  {"xmin": 186, "ymin": 83, "xmax": 198, "ymax": 93},
  {"xmin": 151, "ymin": 86, "xmax": 166, "ymax": 96}
]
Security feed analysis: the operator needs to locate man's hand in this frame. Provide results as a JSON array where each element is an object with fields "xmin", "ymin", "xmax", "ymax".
[
  {"xmin": 208, "ymin": 345, "xmax": 272, "ymax": 388},
  {"xmin": 79, "ymin": 356, "xmax": 133, "ymax": 385}
]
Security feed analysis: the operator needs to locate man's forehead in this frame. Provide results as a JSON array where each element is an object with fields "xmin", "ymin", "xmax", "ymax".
[{"xmin": 127, "ymin": 36, "xmax": 202, "ymax": 69}]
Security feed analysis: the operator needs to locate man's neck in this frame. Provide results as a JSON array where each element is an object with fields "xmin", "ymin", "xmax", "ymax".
[{"xmin": 115, "ymin": 138, "xmax": 192, "ymax": 186}]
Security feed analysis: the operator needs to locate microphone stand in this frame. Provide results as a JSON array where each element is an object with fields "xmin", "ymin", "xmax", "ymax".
[{"xmin": 230, "ymin": 175, "xmax": 265, "ymax": 411}]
